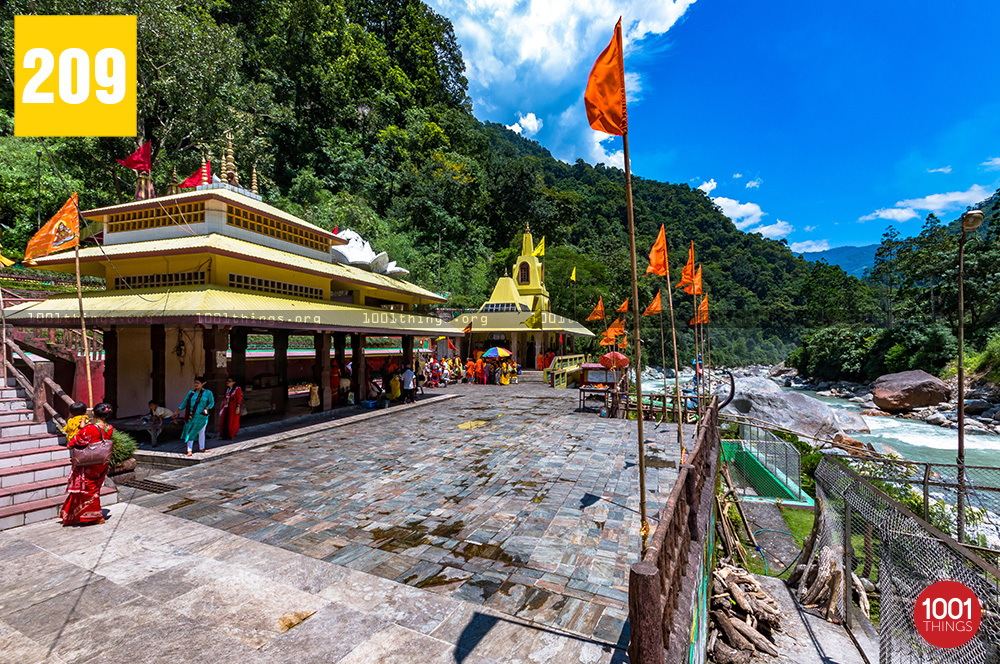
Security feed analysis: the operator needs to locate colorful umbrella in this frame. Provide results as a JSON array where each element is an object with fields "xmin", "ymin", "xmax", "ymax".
[
  {"xmin": 599, "ymin": 351, "xmax": 629, "ymax": 369},
  {"xmin": 482, "ymin": 347, "xmax": 512, "ymax": 358}
]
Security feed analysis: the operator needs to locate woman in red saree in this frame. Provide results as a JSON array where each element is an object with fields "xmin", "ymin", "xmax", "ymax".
[
  {"xmin": 219, "ymin": 376, "xmax": 243, "ymax": 440},
  {"xmin": 61, "ymin": 403, "xmax": 113, "ymax": 526}
]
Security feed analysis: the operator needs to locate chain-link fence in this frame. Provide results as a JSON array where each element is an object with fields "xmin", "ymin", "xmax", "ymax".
[
  {"xmin": 806, "ymin": 457, "xmax": 1000, "ymax": 664},
  {"xmin": 720, "ymin": 415, "xmax": 809, "ymax": 505}
]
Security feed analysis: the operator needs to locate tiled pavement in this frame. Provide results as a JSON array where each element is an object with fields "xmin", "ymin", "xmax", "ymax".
[{"xmin": 125, "ymin": 379, "xmax": 692, "ymax": 647}]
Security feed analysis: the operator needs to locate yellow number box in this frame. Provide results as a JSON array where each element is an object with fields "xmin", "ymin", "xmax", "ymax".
[{"xmin": 15, "ymin": 15, "xmax": 137, "ymax": 137}]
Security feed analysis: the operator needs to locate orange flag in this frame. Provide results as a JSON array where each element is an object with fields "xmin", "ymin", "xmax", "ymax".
[
  {"xmin": 25, "ymin": 194, "xmax": 80, "ymax": 264},
  {"xmin": 619, "ymin": 333, "xmax": 628, "ymax": 350},
  {"xmin": 586, "ymin": 296, "xmax": 606, "ymax": 321},
  {"xmin": 643, "ymin": 290, "xmax": 662, "ymax": 316},
  {"xmin": 599, "ymin": 331, "xmax": 617, "ymax": 346},
  {"xmin": 690, "ymin": 295, "xmax": 710, "ymax": 325},
  {"xmin": 684, "ymin": 266, "xmax": 703, "ymax": 296},
  {"xmin": 608, "ymin": 317, "xmax": 625, "ymax": 335},
  {"xmin": 584, "ymin": 18, "xmax": 627, "ymax": 136},
  {"xmin": 646, "ymin": 224, "xmax": 669, "ymax": 276},
  {"xmin": 616, "ymin": 298, "xmax": 629, "ymax": 313},
  {"xmin": 676, "ymin": 241, "xmax": 695, "ymax": 289}
]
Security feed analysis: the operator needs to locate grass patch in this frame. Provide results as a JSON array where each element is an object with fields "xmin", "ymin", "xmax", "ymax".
[{"xmin": 780, "ymin": 506, "xmax": 815, "ymax": 542}]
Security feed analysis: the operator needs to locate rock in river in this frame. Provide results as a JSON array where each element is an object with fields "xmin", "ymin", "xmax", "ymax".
[
  {"xmin": 719, "ymin": 378, "xmax": 851, "ymax": 441},
  {"xmin": 871, "ymin": 370, "xmax": 951, "ymax": 413}
]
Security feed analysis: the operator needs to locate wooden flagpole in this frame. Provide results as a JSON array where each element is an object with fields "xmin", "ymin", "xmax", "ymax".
[
  {"xmin": 622, "ymin": 131, "xmax": 649, "ymax": 554},
  {"xmin": 657, "ymin": 308, "xmax": 667, "ymax": 420},
  {"xmin": 73, "ymin": 234, "xmax": 94, "ymax": 407},
  {"xmin": 664, "ymin": 280, "xmax": 684, "ymax": 456},
  {"xmin": 0, "ymin": 284, "xmax": 7, "ymax": 383}
]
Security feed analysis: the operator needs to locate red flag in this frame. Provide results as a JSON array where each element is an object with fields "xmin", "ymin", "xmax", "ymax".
[
  {"xmin": 677, "ymin": 241, "xmax": 695, "ymax": 289},
  {"xmin": 616, "ymin": 298, "xmax": 629, "ymax": 313},
  {"xmin": 180, "ymin": 161, "xmax": 210, "ymax": 188},
  {"xmin": 584, "ymin": 19, "xmax": 627, "ymax": 136},
  {"xmin": 643, "ymin": 290, "xmax": 662, "ymax": 316},
  {"xmin": 684, "ymin": 266, "xmax": 703, "ymax": 296},
  {"xmin": 646, "ymin": 225, "xmax": 669, "ymax": 277},
  {"xmin": 25, "ymin": 194, "xmax": 79, "ymax": 263},
  {"xmin": 117, "ymin": 141, "xmax": 152, "ymax": 172},
  {"xmin": 447, "ymin": 338, "xmax": 458, "ymax": 352},
  {"xmin": 586, "ymin": 296, "xmax": 605, "ymax": 321}
]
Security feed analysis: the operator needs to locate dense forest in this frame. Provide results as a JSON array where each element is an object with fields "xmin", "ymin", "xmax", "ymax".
[{"xmin": 1, "ymin": 0, "xmax": 997, "ymax": 372}]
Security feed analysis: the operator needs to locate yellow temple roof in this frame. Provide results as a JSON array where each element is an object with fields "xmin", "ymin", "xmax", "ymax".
[
  {"xmin": 450, "ymin": 311, "xmax": 595, "ymax": 337},
  {"xmin": 480, "ymin": 276, "xmax": 532, "ymax": 312}
]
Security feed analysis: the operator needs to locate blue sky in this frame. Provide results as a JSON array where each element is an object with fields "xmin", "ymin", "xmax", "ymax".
[{"xmin": 428, "ymin": 0, "xmax": 1000, "ymax": 252}]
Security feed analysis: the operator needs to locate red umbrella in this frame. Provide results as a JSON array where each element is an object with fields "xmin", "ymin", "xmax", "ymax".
[{"xmin": 599, "ymin": 351, "xmax": 629, "ymax": 369}]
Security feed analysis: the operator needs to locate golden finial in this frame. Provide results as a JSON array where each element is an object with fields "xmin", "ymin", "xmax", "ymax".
[
  {"xmin": 203, "ymin": 152, "xmax": 210, "ymax": 185},
  {"xmin": 226, "ymin": 134, "xmax": 237, "ymax": 186},
  {"xmin": 219, "ymin": 146, "xmax": 228, "ymax": 182},
  {"xmin": 525, "ymin": 221, "xmax": 531, "ymax": 233},
  {"xmin": 251, "ymin": 164, "xmax": 258, "ymax": 195}
]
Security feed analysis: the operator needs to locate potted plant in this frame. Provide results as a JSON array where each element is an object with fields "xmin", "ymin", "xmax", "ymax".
[{"xmin": 108, "ymin": 429, "xmax": 138, "ymax": 478}]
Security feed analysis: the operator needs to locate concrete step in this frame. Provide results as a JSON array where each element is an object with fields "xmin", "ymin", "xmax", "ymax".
[
  {"xmin": 0, "ymin": 475, "xmax": 71, "ymax": 508},
  {"xmin": 0, "ymin": 409, "xmax": 34, "ymax": 424},
  {"xmin": 0, "ymin": 445, "xmax": 70, "ymax": 469},
  {"xmin": 0, "ymin": 387, "xmax": 24, "ymax": 399},
  {"xmin": 0, "ymin": 458, "xmax": 72, "ymax": 489},
  {"xmin": 0, "ymin": 420, "xmax": 49, "ymax": 437},
  {"xmin": 0, "ymin": 432, "xmax": 64, "ymax": 454},
  {"xmin": 0, "ymin": 486, "xmax": 118, "ymax": 530},
  {"xmin": 0, "ymin": 397, "xmax": 30, "ymax": 411}
]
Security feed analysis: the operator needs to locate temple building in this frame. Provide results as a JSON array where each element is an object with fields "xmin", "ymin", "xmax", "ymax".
[
  {"xmin": 5, "ymin": 149, "xmax": 460, "ymax": 423},
  {"xmin": 450, "ymin": 227, "xmax": 593, "ymax": 366}
]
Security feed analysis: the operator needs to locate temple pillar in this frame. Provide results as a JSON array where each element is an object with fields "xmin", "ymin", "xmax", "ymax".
[
  {"xmin": 230, "ymin": 326, "xmax": 249, "ymax": 386},
  {"xmin": 202, "ymin": 325, "xmax": 228, "ymax": 433},
  {"xmin": 402, "ymin": 335, "xmax": 414, "ymax": 370},
  {"xmin": 103, "ymin": 326, "xmax": 118, "ymax": 413},
  {"xmin": 150, "ymin": 324, "xmax": 165, "ymax": 408},
  {"xmin": 313, "ymin": 332, "xmax": 332, "ymax": 411},
  {"xmin": 352, "ymin": 333, "xmax": 366, "ymax": 404},
  {"xmin": 274, "ymin": 330, "xmax": 290, "ymax": 414},
  {"xmin": 334, "ymin": 332, "xmax": 347, "ymax": 373}
]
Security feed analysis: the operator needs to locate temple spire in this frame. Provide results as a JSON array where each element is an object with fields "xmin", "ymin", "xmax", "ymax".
[{"xmin": 251, "ymin": 164, "xmax": 258, "ymax": 195}]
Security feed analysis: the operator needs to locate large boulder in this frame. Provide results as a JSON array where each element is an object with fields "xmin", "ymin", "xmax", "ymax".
[
  {"xmin": 833, "ymin": 408, "xmax": 870, "ymax": 434},
  {"xmin": 871, "ymin": 370, "xmax": 951, "ymax": 413},
  {"xmin": 719, "ymin": 379, "xmax": 844, "ymax": 441}
]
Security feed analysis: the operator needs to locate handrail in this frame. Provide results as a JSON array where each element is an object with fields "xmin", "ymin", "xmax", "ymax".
[
  {"xmin": 4, "ymin": 337, "xmax": 35, "ymax": 370},
  {"xmin": 44, "ymin": 376, "xmax": 75, "ymax": 408},
  {"xmin": 4, "ymin": 358, "xmax": 32, "ymax": 394},
  {"xmin": 43, "ymin": 402, "xmax": 66, "ymax": 429}
]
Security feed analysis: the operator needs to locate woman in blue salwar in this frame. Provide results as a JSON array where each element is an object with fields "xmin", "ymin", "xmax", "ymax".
[{"xmin": 176, "ymin": 376, "xmax": 214, "ymax": 456}]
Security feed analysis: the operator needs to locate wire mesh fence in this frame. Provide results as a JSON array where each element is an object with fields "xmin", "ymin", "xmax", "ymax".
[
  {"xmin": 807, "ymin": 457, "xmax": 1000, "ymax": 664},
  {"xmin": 720, "ymin": 415, "xmax": 808, "ymax": 504}
]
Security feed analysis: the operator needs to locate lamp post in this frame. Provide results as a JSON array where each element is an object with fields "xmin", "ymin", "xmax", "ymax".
[{"xmin": 956, "ymin": 208, "xmax": 984, "ymax": 544}]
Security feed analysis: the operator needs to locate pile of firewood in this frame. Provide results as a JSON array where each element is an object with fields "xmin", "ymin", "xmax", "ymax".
[{"xmin": 708, "ymin": 564, "xmax": 782, "ymax": 664}]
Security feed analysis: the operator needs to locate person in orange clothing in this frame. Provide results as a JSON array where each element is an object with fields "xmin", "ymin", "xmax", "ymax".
[
  {"xmin": 465, "ymin": 358, "xmax": 475, "ymax": 383},
  {"xmin": 536, "ymin": 352, "xmax": 543, "ymax": 371},
  {"xmin": 474, "ymin": 356, "xmax": 484, "ymax": 384}
]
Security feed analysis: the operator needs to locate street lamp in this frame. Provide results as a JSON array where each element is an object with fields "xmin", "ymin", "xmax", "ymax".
[{"xmin": 956, "ymin": 208, "xmax": 984, "ymax": 544}]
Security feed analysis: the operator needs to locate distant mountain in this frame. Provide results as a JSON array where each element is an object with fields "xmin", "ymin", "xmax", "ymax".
[{"xmin": 799, "ymin": 244, "xmax": 878, "ymax": 278}]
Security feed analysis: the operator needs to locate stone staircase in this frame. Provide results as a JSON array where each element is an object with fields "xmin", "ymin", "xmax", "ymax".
[{"xmin": 0, "ymin": 377, "xmax": 117, "ymax": 530}]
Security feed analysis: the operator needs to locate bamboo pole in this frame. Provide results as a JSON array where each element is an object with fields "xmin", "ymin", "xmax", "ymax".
[
  {"xmin": 73, "ymin": 242, "xmax": 94, "ymax": 407},
  {"xmin": 664, "ymin": 278, "xmax": 684, "ymax": 456},
  {"xmin": 622, "ymin": 131, "xmax": 648, "ymax": 555}
]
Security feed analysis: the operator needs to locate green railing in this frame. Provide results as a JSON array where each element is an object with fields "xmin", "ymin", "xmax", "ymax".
[{"xmin": 544, "ymin": 353, "xmax": 589, "ymax": 388}]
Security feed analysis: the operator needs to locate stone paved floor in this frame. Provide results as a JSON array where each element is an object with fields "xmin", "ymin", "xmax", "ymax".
[
  {"xmin": 0, "ymin": 502, "xmax": 624, "ymax": 664},
  {"xmin": 125, "ymin": 379, "xmax": 692, "ymax": 646}
]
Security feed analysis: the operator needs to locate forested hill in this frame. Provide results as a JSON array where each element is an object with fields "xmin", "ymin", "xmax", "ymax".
[
  {"xmin": 800, "ymin": 244, "xmax": 878, "ymax": 278},
  {"xmin": 1, "ymin": 0, "xmax": 859, "ymax": 365}
]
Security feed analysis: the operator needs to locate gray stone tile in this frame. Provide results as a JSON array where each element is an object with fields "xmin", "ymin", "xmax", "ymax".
[
  {"xmin": 262, "ymin": 601, "xmax": 388, "ymax": 664},
  {"xmin": 0, "ymin": 619, "xmax": 68, "ymax": 664},
  {"xmin": 319, "ymin": 571, "xmax": 462, "ymax": 635}
]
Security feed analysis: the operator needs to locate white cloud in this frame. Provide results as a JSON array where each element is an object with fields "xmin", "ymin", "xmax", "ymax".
[
  {"xmin": 748, "ymin": 219, "xmax": 793, "ymax": 239},
  {"xmin": 896, "ymin": 184, "xmax": 991, "ymax": 212},
  {"xmin": 927, "ymin": 165, "xmax": 952, "ymax": 174},
  {"xmin": 624, "ymin": 71, "xmax": 644, "ymax": 103},
  {"xmin": 804, "ymin": 225, "xmax": 816, "ymax": 232},
  {"xmin": 733, "ymin": 173, "xmax": 743, "ymax": 179},
  {"xmin": 745, "ymin": 177, "xmax": 762, "ymax": 189},
  {"xmin": 981, "ymin": 157, "xmax": 1000, "ymax": 170},
  {"xmin": 588, "ymin": 133, "xmax": 625, "ymax": 170},
  {"xmin": 859, "ymin": 207, "xmax": 920, "ymax": 222},
  {"xmin": 506, "ymin": 111, "xmax": 543, "ymax": 137},
  {"xmin": 790, "ymin": 240, "xmax": 831, "ymax": 253},
  {"xmin": 713, "ymin": 196, "xmax": 766, "ymax": 229},
  {"xmin": 697, "ymin": 179, "xmax": 717, "ymax": 194}
]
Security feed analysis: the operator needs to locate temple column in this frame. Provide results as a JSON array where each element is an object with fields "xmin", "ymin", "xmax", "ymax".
[
  {"xmin": 103, "ymin": 326, "xmax": 118, "ymax": 413},
  {"xmin": 402, "ymin": 335, "xmax": 413, "ymax": 370},
  {"xmin": 313, "ymin": 332, "xmax": 332, "ymax": 411},
  {"xmin": 150, "ymin": 324, "xmax": 165, "ymax": 408},
  {"xmin": 334, "ymin": 332, "xmax": 347, "ymax": 373},
  {"xmin": 202, "ymin": 325, "xmax": 228, "ymax": 433},
  {"xmin": 274, "ymin": 330, "xmax": 290, "ymax": 414},
  {"xmin": 352, "ymin": 333, "xmax": 366, "ymax": 404},
  {"xmin": 230, "ymin": 326, "xmax": 249, "ymax": 386}
]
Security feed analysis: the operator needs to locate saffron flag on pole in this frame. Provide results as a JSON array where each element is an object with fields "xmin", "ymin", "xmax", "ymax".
[
  {"xmin": 570, "ymin": 267, "xmax": 576, "ymax": 282},
  {"xmin": 646, "ymin": 224, "xmax": 669, "ymax": 276},
  {"xmin": 677, "ymin": 241, "xmax": 695, "ymax": 289},
  {"xmin": 618, "ymin": 333, "xmax": 628, "ymax": 350},
  {"xmin": 24, "ymin": 194, "xmax": 80, "ymax": 264},
  {"xmin": 462, "ymin": 320, "xmax": 473, "ymax": 334},
  {"xmin": 116, "ymin": 141, "xmax": 152, "ymax": 171},
  {"xmin": 180, "ymin": 161, "xmax": 211, "ymax": 188},
  {"xmin": 584, "ymin": 18, "xmax": 627, "ymax": 136},
  {"xmin": 643, "ymin": 290, "xmax": 662, "ymax": 316},
  {"xmin": 690, "ymin": 295, "xmax": 709, "ymax": 325},
  {"xmin": 608, "ymin": 317, "xmax": 625, "ymax": 335},
  {"xmin": 586, "ymin": 297, "xmax": 605, "ymax": 321},
  {"xmin": 522, "ymin": 310, "xmax": 543, "ymax": 330},
  {"xmin": 616, "ymin": 298, "xmax": 629, "ymax": 313},
  {"xmin": 599, "ymin": 332, "xmax": 616, "ymax": 346},
  {"xmin": 684, "ymin": 266, "xmax": 703, "ymax": 296},
  {"xmin": 447, "ymin": 338, "xmax": 458, "ymax": 352},
  {"xmin": 532, "ymin": 237, "xmax": 545, "ymax": 257}
]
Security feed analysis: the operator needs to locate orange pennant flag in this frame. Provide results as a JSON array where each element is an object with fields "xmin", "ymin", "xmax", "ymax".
[
  {"xmin": 643, "ymin": 290, "xmax": 662, "ymax": 316},
  {"xmin": 25, "ymin": 194, "xmax": 80, "ymax": 264},
  {"xmin": 616, "ymin": 298, "xmax": 629, "ymax": 313},
  {"xmin": 584, "ymin": 18, "xmax": 627, "ymax": 136},
  {"xmin": 608, "ymin": 317, "xmax": 625, "ymax": 335},
  {"xmin": 684, "ymin": 266, "xmax": 703, "ymax": 296},
  {"xmin": 646, "ymin": 225, "xmax": 669, "ymax": 276},
  {"xmin": 676, "ymin": 241, "xmax": 695, "ymax": 289},
  {"xmin": 690, "ymin": 295, "xmax": 710, "ymax": 326},
  {"xmin": 586, "ymin": 296, "xmax": 606, "ymax": 321},
  {"xmin": 619, "ymin": 333, "xmax": 628, "ymax": 350},
  {"xmin": 599, "ymin": 331, "xmax": 617, "ymax": 346}
]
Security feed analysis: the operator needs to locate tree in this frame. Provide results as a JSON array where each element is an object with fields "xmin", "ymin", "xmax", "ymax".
[{"xmin": 870, "ymin": 225, "xmax": 902, "ymax": 328}]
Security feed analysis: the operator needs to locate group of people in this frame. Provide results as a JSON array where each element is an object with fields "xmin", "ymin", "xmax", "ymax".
[{"xmin": 141, "ymin": 376, "xmax": 244, "ymax": 456}]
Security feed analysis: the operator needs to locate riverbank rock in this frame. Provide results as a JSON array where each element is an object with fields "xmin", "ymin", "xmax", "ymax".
[
  {"xmin": 833, "ymin": 432, "xmax": 864, "ymax": 449},
  {"xmin": 963, "ymin": 399, "xmax": 992, "ymax": 415},
  {"xmin": 720, "ymin": 380, "xmax": 843, "ymax": 440},
  {"xmin": 871, "ymin": 370, "xmax": 951, "ymax": 412},
  {"xmin": 832, "ymin": 409, "xmax": 870, "ymax": 434},
  {"xmin": 861, "ymin": 408, "xmax": 892, "ymax": 417}
]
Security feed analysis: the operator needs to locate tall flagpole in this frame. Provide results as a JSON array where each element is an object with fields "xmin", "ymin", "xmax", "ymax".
[
  {"xmin": 664, "ymin": 278, "xmax": 684, "ymax": 456},
  {"xmin": 622, "ymin": 131, "xmax": 648, "ymax": 554},
  {"xmin": 657, "ymin": 307, "xmax": 667, "ymax": 421},
  {"xmin": 0, "ymin": 284, "xmax": 7, "ymax": 383},
  {"xmin": 73, "ymin": 237, "xmax": 94, "ymax": 408}
]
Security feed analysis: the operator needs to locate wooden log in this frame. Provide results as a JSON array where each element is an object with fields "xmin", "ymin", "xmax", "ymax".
[
  {"xmin": 712, "ymin": 639, "xmax": 752, "ymax": 664},
  {"xmin": 628, "ymin": 562, "xmax": 665, "ymax": 663},
  {"xmin": 789, "ymin": 498, "xmax": 824, "ymax": 586},
  {"xmin": 852, "ymin": 572, "xmax": 871, "ymax": 619},
  {"xmin": 825, "ymin": 568, "xmax": 843, "ymax": 622},
  {"xmin": 712, "ymin": 611, "xmax": 754, "ymax": 652},
  {"xmin": 801, "ymin": 547, "xmax": 833, "ymax": 605},
  {"xmin": 730, "ymin": 616, "xmax": 780, "ymax": 657},
  {"xmin": 726, "ymin": 579, "xmax": 754, "ymax": 615}
]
